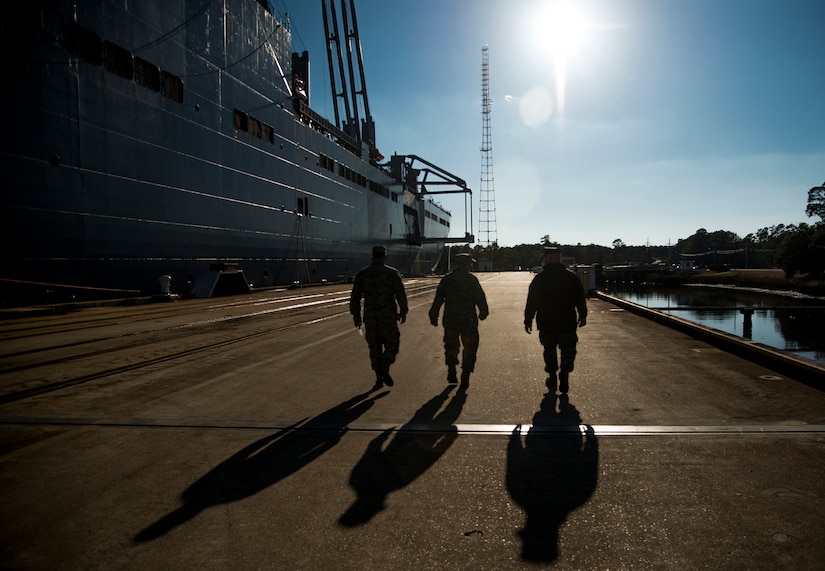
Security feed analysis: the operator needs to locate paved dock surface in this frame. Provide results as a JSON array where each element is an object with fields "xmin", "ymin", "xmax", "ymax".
[{"xmin": 1, "ymin": 272, "xmax": 824, "ymax": 570}]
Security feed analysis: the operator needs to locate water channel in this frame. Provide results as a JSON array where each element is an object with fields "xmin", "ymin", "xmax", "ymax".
[{"xmin": 605, "ymin": 285, "xmax": 825, "ymax": 363}]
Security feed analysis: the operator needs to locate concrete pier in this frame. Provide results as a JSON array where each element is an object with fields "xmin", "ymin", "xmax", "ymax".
[{"xmin": 1, "ymin": 272, "xmax": 823, "ymax": 569}]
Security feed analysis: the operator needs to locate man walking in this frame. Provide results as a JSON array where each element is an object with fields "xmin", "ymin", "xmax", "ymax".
[
  {"xmin": 524, "ymin": 247, "xmax": 587, "ymax": 393},
  {"xmin": 429, "ymin": 253, "xmax": 489, "ymax": 387},
  {"xmin": 350, "ymin": 245, "xmax": 408, "ymax": 387}
]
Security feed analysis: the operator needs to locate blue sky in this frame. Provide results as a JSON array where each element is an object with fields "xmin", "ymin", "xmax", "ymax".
[{"xmin": 277, "ymin": 0, "xmax": 824, "ymax": 248}]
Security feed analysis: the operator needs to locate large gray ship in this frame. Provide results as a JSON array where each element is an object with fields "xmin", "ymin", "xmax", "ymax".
[{"xmin": 0, "ymin": 0, "xmax": 472, "ymax": 305}]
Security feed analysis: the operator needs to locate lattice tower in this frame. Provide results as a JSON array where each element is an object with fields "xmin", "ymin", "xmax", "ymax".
[{"xmin": 479, "ymin": 45, "xmax": 498, "ymax": 247}]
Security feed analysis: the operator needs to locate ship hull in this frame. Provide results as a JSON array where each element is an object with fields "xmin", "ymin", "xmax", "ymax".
[{"xmin": 1, "ymin": 0, "xmax": 453, "ymax": 304}]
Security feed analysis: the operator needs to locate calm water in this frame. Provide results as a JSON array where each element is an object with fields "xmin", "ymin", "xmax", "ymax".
[{"xmin": 607, "ymin": 286, "xmax": 825, "ymax": 363}]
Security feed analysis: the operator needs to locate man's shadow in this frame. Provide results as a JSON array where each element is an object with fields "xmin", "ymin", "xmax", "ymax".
[
  {"xmin": 135, "ymin": 389, "xmax": 388, "ymax": 542},
  {"xmin": 339, "ymin": 385, "xmax": 466, "ymax": 526},
  {"xmin": 506, "ymin": 392, "xmax": 599, "ymax": 563}
]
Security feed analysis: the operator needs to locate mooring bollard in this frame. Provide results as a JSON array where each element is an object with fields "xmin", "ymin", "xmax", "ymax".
[
  {"xmin": 159, "ymin": 274, "xmax": 172, "ymax": 296},
  {"xmin": 740, "ymin": 307, "xmax": 754, "ymax": 339}
]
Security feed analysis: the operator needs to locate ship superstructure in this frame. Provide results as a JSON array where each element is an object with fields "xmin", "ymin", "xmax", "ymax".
[{"xmin": 0, "ymin": 0, "xmax": 471, "ymax": 304}]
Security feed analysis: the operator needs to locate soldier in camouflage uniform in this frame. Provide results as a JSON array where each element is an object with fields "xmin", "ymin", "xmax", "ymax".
[
  {"xmin": 524, "ymin": 247, "xmax": 587, "ymax": 394},
  {"xmin": 350, "ymin": 245, "xmax": 408, "ymax": 387},
  {"xmin": 428, "ymin": 253, "xmax": 489, "ymax": 387}
]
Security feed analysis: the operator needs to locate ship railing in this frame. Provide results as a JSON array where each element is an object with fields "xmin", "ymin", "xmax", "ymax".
[
  {"xmin": 296, "ymin": 100, "xmax": 361, "ymax": 156},
  {"xmin": 413, "ymin": 235, "xmax": 475, "ymax": 244}
]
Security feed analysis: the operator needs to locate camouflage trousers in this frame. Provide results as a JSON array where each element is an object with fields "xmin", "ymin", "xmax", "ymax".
[
  {"xmin": 538, "ymin": 331, "xmax": 578, "ymax": 374},
  {"xmin": 364, "ymin": 318, "xmax": 401, "ymax": 373},
  {"xmin": 443, "ymin": 324, "xmax": 480, "ymax": 372}
]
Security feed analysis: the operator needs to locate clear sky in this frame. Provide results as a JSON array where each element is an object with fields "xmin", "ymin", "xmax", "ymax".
[{"xmin": 276, "ymin": 0, "xmax": 824, "ymax": 248}]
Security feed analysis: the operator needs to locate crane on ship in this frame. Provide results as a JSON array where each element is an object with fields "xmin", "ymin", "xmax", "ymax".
[
  {"xmin": 320, "ymin": 0, "xmax": 474, "ymax": 246},
  {"xmin": 321, "ymin": 0, "xmax": 380, "ymax": 161}
]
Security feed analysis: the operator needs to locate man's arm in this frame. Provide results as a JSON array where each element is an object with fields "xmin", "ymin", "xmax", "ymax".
[
  {"xmin": 523, "ymin": 280, "xmax": 537, "ymax": 334},
  {"xmin": 349, "ymin": 279, "xmax": 362, "ymax": 328},
  {"xmin": 577, "ymin": 303, "xmax": 587, "ymax": 327},
  {"xmin": 428, "ymin": 279, "xmax": 447, "ymax": 326},
  {"xmin": 394, "ymin": 271, "xmax": 408, "ymax": 324},
  {"xmin": 475, "ymin": 278, "xmax": 489, "ymax": 321},
  {"xmin": 573, "ymin": 275, "xmax": 587, "ymax": 327}
]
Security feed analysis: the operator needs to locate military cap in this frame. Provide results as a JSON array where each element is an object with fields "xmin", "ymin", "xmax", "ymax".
[
  {"xmin": 541, "ymin": 246, "xmax": 561, "ymax": 263},
  {"xmin": 455, "ymin": 253, "xmax": 475, "ymax": 264},
  {"xmin": 372, "ymin": 245, "xmax": 387, "ymax": 258}
]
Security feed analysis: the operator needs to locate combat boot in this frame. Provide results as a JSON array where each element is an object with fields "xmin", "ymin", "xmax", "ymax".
[
  {"xmin": 460, "ymin": 369, "xmax": 471, "ymax": 388},
  {"xmin": 447, "ymin": 365, "xmax": 458, "ymax": 384}
]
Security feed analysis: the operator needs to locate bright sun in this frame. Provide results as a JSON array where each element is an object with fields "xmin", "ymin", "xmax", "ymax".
[
  {"xmin": 530, "ymin": 0, "xmax": 593, "ymax": 115},
  {"xmin": 543, "ymin": 1, "xmax": 590, "ymax": 56}
]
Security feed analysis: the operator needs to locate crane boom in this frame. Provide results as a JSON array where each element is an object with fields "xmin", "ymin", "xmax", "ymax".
[{"xmin": 321, "ymin": 0, "xmax": 378, "ymax": 158}]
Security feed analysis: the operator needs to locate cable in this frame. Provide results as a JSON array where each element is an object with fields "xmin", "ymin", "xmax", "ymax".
[
  {"xmin": 180, "ymin": 20, "xmax": 281, "ymax": 78},
  {"xmin": 132, "ymin": 0, "xmax": 215, "ymax": 54}
]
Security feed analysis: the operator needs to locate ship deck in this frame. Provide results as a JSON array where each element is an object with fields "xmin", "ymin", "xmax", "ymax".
[{"xmin": 1, "ymin": 272, "xmax": 823, "ymax": 569}]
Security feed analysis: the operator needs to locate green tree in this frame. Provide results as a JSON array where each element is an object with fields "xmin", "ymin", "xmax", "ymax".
[
  {"xmin": 743, "ymin": 224, "xmax": 795, "ymax": 268},
  {"xmin": 777, "ymin": 223, "xmax": 825, "ymax": 278},
  {"xmin": 806, "ymin": 182, "xmax": 825, "ymax": 221}
]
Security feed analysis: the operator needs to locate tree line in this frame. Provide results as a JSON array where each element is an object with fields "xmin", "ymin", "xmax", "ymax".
[{"xmin": 459, "ymin": 182, "xmax": 825, "ymax": 279}]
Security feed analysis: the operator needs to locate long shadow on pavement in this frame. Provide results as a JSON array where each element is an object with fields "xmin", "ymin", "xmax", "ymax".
[
  {"xmin": 507, "ymin": 392, "xmax": 599, "ymax": 563},
  {"xmin": 135, "ymin": 388, "xmax": 388, "ymax": 542},
  {"xmin": 339, "ymin": 385, "xmax": 466, "ymax": 526}
]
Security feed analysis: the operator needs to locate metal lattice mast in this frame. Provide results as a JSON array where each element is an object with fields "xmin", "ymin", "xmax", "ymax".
[{"xmin": 479, "ymin": 45, "xmax": 497, "ymax": 247}]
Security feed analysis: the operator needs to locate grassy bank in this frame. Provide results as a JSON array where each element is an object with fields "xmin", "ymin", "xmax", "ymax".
[{"xmin": 653, "ymin": 269, "xmax": 825, "ymax": 297}]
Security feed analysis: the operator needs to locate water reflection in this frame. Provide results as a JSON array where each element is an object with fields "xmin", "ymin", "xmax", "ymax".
[{"xmin": 608, "ymin": 285, "xmax": 825, "ymax": 362}]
